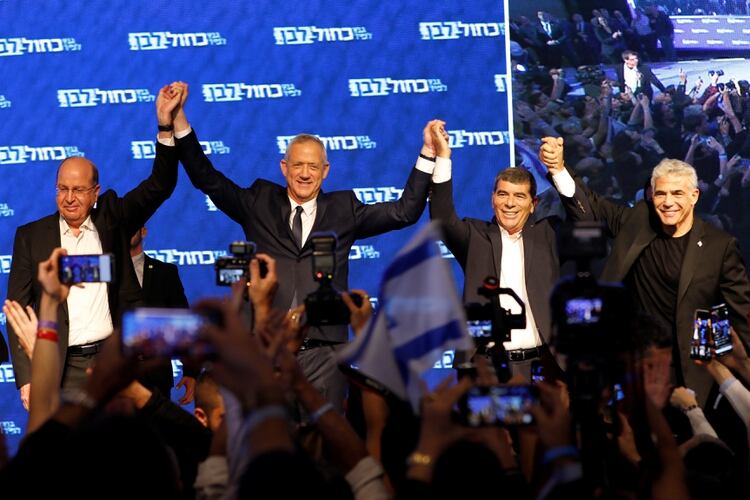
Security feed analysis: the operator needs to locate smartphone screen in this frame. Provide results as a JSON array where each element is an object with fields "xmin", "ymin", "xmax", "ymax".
[
  {"xmin": 460, "ymin": 385, "xmax": 538, "ymax": 427},
  {"xmin": 466, "ymin": 319, "xmax": 492, "ymax": 339},
  {"xmin": 691, "ymin": 309, "xmax": 712, "ymax": 361},
  {"xmin": 564, "ymin": 298, "xmax": 602, "ymax": 325},
  {"xmin": 59, "ymin": 254, "xmax": 113, "ymax": 283},
  {"xmin": 711, "ymin": 304, "xmax": 733, "ymax": 356},
  {"xmin": 122, "ymin": 308, "xmax": 208, "ymax": 358},
  {"xmin": 530, "ymin": 360, "xmax": 544, "ymax": 384}
]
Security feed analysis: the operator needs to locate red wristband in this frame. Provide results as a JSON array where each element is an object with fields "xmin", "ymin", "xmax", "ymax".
[{"xmin": 37, "ymin": 329, "xmax": 59, "ymax": 342}]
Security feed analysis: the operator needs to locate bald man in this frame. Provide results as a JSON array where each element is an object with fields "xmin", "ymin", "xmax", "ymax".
[{"xmin": 6, "ymin": 84, "xmax": 182, "ymax": 409}]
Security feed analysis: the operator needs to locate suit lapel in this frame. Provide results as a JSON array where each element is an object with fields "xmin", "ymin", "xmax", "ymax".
[
  {"xmin": 141, "ymin": 255, "xmax": 152, "ymax": 291},
  {"xmin": 44, "ymin": 214, "xmax": 67, "ymax": 317},
  {"xmin": 677, "ymin": 219, "xmax": 706, "ymax": 306},
  {"xmin": 307, "ymin": 193, "xmax": 328, "ymax": 250},
  {"xmin": 488, "ymin": 220, "xmax": 503, "ymax": 278}
]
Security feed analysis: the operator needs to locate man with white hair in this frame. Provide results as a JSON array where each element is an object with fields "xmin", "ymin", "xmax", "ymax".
[{"xmin": 539, "ymin": 137, "xmax": 750, "ymax": 406}]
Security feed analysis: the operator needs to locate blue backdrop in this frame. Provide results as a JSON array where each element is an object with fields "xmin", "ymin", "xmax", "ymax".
[{"xmin": 0, "ymin": 0, "xmax": 511, "ymax": 454}]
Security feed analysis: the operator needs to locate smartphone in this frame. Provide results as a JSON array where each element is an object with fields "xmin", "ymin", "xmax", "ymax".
[
  {"xmin": 530, "ymin": 360, "xmax": 544, "ymax": 384},
  {"xmin": 711, "ymin": 304, "xmax": 733, "ymax": 356},
  {"xmin": 59, "ymin": 254, "xmax": 114, "ymax": 284},
  {"xmin": 459, "ymin": 385, "xmax": 538, "ymax": 427},
  {"xmin": 690, "ymin": 309, "xmax": 712, "ymax": 361},
  {"xmin": 122, "ymin": 308, "xmax": 210, "ymax": 358}
]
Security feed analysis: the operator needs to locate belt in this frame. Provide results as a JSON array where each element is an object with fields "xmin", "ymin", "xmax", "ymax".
[
  {"xmin": 298, "ymin": 338, "xmax": 344, "ymax": 352},
  {"xmin": 67, "ymin": 340, "xmax": 106, "ymax": 357},
  {"xmin": 506, "ymin": 346, "xmax": 544, "ymax": 362}
]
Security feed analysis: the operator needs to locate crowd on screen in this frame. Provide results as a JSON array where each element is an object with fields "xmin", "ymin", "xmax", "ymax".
[{"xmin": 510, "ymin": 5, "xmax": 676, "ymax": 67}]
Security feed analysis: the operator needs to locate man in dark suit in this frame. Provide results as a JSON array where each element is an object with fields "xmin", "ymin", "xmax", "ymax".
[
  {"xmin": 616, "ymin": 50, "xmax": 666, "ymax": 100},
  {"xmin": 540, "ymin": 137, "xmax": 750, "ymax": 405},
  {"xmin": 536, "ymin": 11, "xmax": 579, "ymax": 68},
  {"xmin": 169, "ymin": 87, "xmax": 434, "ymax": 411},
  {"xmin": 429, "ymin": 124, "xmax": 560, "ymax": 378},
  {"xmin": 6, "ymin": 84, "xmax": 182, "ymax": 409},
  {"xmin": 129, "ymin": 226, "xmax": 196, "ymax": 403},
  {"xmin": 571, "ymin": 13, "xmax": 600, "ymax": 65}
]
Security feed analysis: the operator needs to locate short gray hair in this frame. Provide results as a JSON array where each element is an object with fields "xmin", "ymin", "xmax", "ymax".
[
  {"xmin": 651, "ymin": 158, "xmax": 698, "ymax": 191},
  {"xmin": 283, "ymin": 134, "xmax": 328, "ymax": 163}
]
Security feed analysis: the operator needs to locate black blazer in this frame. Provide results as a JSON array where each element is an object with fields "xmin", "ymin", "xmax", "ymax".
[
  {"xmin": 141, "ymin": 255, "xmax": 189, "ymax": 309},
  {"xmin": 176, "ymin": 130, "xmax": 431, "ymax": 342},
  {"xmin": 615, "ymin": 63, "xmax": 666, "ymax": 100},
  {"xmin": 560, "ymin": 173, "xmax": 750, "ymax": 404},
  {"xmin": 430, "ymin": 179, "xmax": 560, "ymax": 343},
  {"xmin": 6, "ymin": 143, "xmax": 178, "ymax": 387}
]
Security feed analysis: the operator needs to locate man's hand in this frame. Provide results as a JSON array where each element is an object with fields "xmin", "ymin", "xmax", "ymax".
[
  {"xmin": 428, "ymin": 120, "xmax": 450, "ymax": 159},
  {"xmin": 3, "ymin": 300, "xmax": 38, "ymax": 359},
  {"xmin": 19, "ymin": 383, "xmax": 30, "ymax": 411},
  {"xmin": 176, "ymin": 375, "xmax": 196, "ymax": 405},
  {"xmin": 156, "ymin": 84, "xmax": 183, "ymax": 127},
  {"xmin": 679, "ymin": 68, "xmax": 687, "ymax": 84},
  {"xmin": 706, "ymin": 136, "xmax": 726, "ymax": 155},
  {"xmin": 38, "ymin": 248, "xmax": 70, "ymax": 303},
  {"xmin": 170, "ymin": 81, "xmax": 190, "ymax": 133},
  {"xmin": 247, "ymin": 253, "xmax": 278, "ymax": 324},
  {"xmin": 421, "ymin": 119, "xmax": 446, "ymax": 158},
  {"xmin": 341, "ymin": 290, "xmax": 373, "ymax": 336},
  {"xmin": 643, "ymin": 350, "xmax": 672, "ymax": 409},
  {"xmin": 538, "ymin": 136, "xmax": 565, "ymax": 174},
  {"xmin": 669, "ymin": 387, "xmax": 698, "ymax": 411}
]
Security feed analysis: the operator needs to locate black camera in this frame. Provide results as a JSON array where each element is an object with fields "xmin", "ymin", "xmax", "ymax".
[
  {"xmin": 304, "ymin": 232, "xmax": 363, "ymax": 326},
  {"xmin": 709, "ymin": 69, "xmax": 725, "ymax": 77},
  {"xmin": 464, "ymin": 277, "xmax": 526, "ymax": 346},
  {"xmin": 214, "ymin": 241, "xmax": 264, "ymax": 286}
]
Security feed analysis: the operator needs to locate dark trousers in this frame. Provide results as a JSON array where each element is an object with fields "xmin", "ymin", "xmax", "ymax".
[
  {"xmin": 61, "ymin": 352, "xmax": 98, "ymax": 390},
  {"xmin": 297, "ymin": 344, "xmax": 348, "ymax": 413}
]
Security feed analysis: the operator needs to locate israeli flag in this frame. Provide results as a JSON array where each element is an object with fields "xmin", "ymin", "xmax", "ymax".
[{"xmin": 338, "ymin": 222, "xmax": 474, "ymax": 411}]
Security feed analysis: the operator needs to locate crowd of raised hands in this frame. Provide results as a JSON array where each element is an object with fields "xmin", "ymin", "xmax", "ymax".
[{"xmin": 1, "ymin": 246, "xmax": 750, "ymax": 498}]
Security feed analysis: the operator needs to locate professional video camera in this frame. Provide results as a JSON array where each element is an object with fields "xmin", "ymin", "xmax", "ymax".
[
  {"xmin": 304, "ymin": 232, "xmax": 363, "ymax": 326},
  {"xmin": 549, "ymin": 221, "xmax": 636, "ymax": 491},
  {"xmin": 576, "ymin": 65, "xmax": 607, "ymax": 98},
  {"xmin": 214, "ymin": 241, "xmax": 265, "ymax": 286},
  {"xmin": 460, "ymin": 278, "xmax": 527, "ymax": 382}
]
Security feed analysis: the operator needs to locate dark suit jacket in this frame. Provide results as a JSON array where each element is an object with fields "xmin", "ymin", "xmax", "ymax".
[
  {"xmin": 6, "ymin": 143, "xmax": 178, "ymax": 387},
  {"xmin": 176, "ymin": 130, "xmax": 431, "ymax": 342},
  {"xmin": 559, "ymin": 173, "xmax": 750, "ymax": 403},
  {"xmin": 616, "ymin": 63, "xmax": 666, "ymax": 100},
  {"xmin": 141, "ymin": 255, "xmax": 189, "ymax": 309},
  {"xmin": 430, "ymin": 179, "xmax": 560, "ymax": 343}
]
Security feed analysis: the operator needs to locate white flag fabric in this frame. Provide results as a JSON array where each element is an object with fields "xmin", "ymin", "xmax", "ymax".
[{"xmin": 338, "ymin": 222, "xmax": 474, "ymax": 411}]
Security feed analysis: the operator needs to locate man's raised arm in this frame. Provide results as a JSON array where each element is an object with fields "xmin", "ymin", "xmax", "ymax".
[{"xmin": 171, "ymin": 83, "xmax": 252, "ymax": 225}]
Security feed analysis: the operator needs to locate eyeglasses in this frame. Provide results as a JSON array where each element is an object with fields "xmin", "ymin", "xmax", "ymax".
[{"xmin": 56, "ymin": 185, "xmax": 97, "ymax": 197}]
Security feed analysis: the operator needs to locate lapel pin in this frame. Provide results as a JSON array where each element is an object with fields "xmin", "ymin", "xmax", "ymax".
[{"xmin": 697, "ymin": 241, "xmax": 703, "ymax": 247}]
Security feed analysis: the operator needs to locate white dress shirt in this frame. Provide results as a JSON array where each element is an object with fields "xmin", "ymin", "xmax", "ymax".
[
  {"xmin": 59, "ymin": 216, "xmax": 113, "ymax": 346},
  {"xmin": 132, "ymin": 251, "xmax": 145, "ymax": 287},
  {"xmin": 498, "ymin": 227, "xmax": 543, "ymax": 350},
  {"xmin": 623, "ymin": 64, "xmax": 640, "ymax": 93},
  {"xmin": 288, "ymin": 197, "xmax": 317, "ymax": 247}
]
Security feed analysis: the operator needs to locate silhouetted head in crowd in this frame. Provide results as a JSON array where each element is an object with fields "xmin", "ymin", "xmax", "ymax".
[
  {"xmin": 431, "ymin": 441, "xmax": 505, "ymax": 500},
  {"xmin": 194, "ymin": 371, "xmax": 225, "ymax": 433},
  {"xmin": 681, "ymin": 436, "xmax": 750, "ymax": 500}
]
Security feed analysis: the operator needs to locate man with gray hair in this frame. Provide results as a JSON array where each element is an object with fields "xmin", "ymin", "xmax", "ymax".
[
  {"xmin": 169, "ymin": 85, "xmax": 438, "ymax": 411},
  {"xmin": 539, "ymin": 137, "xmax": 750, "ymax": 406}
]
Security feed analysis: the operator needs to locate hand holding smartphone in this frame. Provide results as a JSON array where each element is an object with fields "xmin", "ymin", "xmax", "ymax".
[{"xmin": 458, "ymin": 385, "xmax": 539, "ymax": 427}]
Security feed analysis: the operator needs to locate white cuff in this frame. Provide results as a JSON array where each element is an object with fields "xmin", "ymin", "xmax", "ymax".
[
  {"xmin": 551, "ymin": 168, "xmax": 576, "ymax": 197},
  {"xmin": 432, "ymin": 156, "xmax": 452, "ymax": 184},
  {"xmin": 157, "ymin": 134, "xmax": 175, "ymax": 147},
  {"xmin": 415, "ymin": 156, "xmax": 435, "ymax": 175},
  {"xmin": 175, "ymin": 125, "xmax": 193, "ymax": 139}
]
